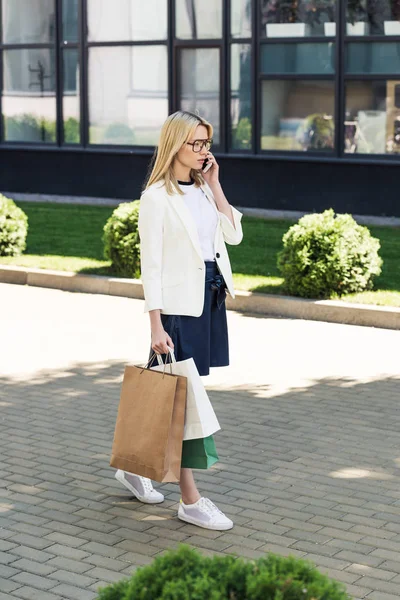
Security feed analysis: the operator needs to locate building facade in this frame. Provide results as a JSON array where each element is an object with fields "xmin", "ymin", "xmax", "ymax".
[{"xmin": 1, "ymin": 0, "xmax": 400, "ymax": 216}]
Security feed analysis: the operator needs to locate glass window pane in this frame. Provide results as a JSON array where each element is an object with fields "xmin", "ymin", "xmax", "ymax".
[
  {"xmin": 63, "ymin": 49, "xmax": 80, "ymax": 144},
  {"xmin": 179, "ymin": 48, "xmax": 220, "ymax": 144},
  {"xmin": 346, "ymin": 43, "xmax": 400, "ymax": 74},
  {"xmin": 3, "ymin": 49, "xmax": 56, "ymax": 143},
  {"xmin": 231, "ymin": 0, "xmax": 252, "ymax": 38},
  {"xmin": 261, "ymin": 0, "xmax": 336, "ymax": 38},
  {"xmin": 62, "ymin": 0, "xmax": 78, "ymax": 43},
  {"xmin": 3, "ymin": 0, "xmax": 55, "ymax": 44},
  {"xmin": 176, "ymin": 0, "xmax": 222, "ymax": 39},
  {"xmin": 261, "ymin": 80, "xmax": 335, "ymax": 152},
  {"xmin": 88, "ymin": 0, "xmax": 167, "ymax": 41},
  {"xmin": 261, "ymin": 43, "xmax": 334, "ymax": 74},
  {"xmin": 231, "ymin": 44, "xmax": 251, "ymax": 150},
  {"xmin": 346, "ymin": 0, "xmax": 400, "ymax": 36},
  {"xmin": 89, "ymin": 46, "xmax": 168, "ymax": 146},
  {"xmin": 345, "ymin": 80, "xmax": 400, "ymax": 155}
]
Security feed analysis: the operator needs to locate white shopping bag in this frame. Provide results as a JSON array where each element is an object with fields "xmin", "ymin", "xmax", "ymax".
[{"xmin": 152, "ymin": 349, "xmax": 220, "ymax": 441}]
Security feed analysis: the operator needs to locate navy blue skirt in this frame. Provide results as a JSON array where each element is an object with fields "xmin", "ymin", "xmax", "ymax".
[{"xmin": 158, "ymin": 261, "xmax": 229, "ymax": 376}]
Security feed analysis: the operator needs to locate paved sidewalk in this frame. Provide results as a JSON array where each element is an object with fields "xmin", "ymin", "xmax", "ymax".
[{"xmin": 1, "ymin": 282, "xmax": 400, "ymax": 600}]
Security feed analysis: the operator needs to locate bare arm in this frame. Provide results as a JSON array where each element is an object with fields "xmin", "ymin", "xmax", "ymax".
[{"xmin": 149, "ymin": 309, "xmax": 174, "ymax": 355}]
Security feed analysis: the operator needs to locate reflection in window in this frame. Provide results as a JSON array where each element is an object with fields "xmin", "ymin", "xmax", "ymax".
[
  {"xmin": 179, "ymin": 49, "xmax": 220, "ymax": 143},
  {"xmin": 176, "ymin": 0, "xmax": 222, "ymax": 39},
  {"xmin": 231, "ymin": 45, "xmax": 251, "ymax": 150},
  {"xmin": 261, "ymin": 43, "xmax": 334, "ymax": 74},
  {"xmin": 62, "ymin": 0, "xmax": 79, "ymax": 43},
  {"xmin": 231, "ymin": 0, "xmax": 252, "ymax": 38},
  {"xmin": 3, "ymin": 49, "xmax": 56, "ymax": 143},
  {"xmin": 346, "ymin": 0, "xmax": 400, "ymax": 36},
  {"xmin": 89, "ymin": 46, "xmax": 168, "ymax": 146},
  {"xmin": 345, "ymin": 80, "xmax": 400, "ymax": 155},
  {"xmin": 261, "ymin": 80, "xmax": 335, "ymax": 151},
  {"xmin": 63, "ymin": 49, "xmax": 80, "ymax": 144},
  {"xmin": 261, "ymin": 0, "xmax": 336, "ymax": 37},
  {"xmin": 3, "ymin": 0, "xmax": 55, "ymax": 44},
  {"xmin": 88, "ymin": 0, "xmax": 167, "ymax": 41}
]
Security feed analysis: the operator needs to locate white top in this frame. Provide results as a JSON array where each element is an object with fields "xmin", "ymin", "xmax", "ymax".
[{"xmin": 178, "ymin": 180, "xmax": 218, "ymax": 261}]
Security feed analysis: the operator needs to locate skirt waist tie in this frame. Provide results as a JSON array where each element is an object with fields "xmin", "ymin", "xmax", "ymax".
[{"xmin": 207, "ymin": 272, "xmax": 227, "ymax": 310}]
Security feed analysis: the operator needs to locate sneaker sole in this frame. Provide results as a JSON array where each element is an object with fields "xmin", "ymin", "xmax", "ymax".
[
  {"xmin": 178, "ymin": 510, "xmax": 233, "ymax": 531},
  {"xmin": 115, "ymin": 471, "xmax": 164, "ymax": 505}
]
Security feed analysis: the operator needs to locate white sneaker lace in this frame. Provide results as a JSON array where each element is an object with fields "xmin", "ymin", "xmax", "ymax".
[
  {"xmin": 200, "ymin": 497, "xmax": 224, "ymax": 518},
  {"xmin": 139, "ymin": 476, "xmax": 154, "ymax": 494}
]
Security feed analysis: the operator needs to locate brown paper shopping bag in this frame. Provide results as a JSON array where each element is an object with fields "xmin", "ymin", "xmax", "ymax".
[{"xmin": 110, "ymin": 361, "xmax": 187, "ymax": 483}]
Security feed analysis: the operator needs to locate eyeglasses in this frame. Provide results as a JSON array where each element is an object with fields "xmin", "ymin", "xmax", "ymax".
[{"xmin": 186, "ymin": 139, "xmax": 213, "ymax": 153}]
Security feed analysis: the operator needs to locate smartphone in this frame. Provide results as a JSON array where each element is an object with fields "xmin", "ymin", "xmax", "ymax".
[{"xmin": 202, "ymin": 158, "xmax": 212, "ymax": 173}]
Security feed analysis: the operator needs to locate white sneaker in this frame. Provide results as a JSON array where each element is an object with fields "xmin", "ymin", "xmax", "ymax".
[
  {"xmin": 115, "ymin": 470, "xmax": 164, "ymax": 504},
  {"xmin": 178, "ymin": 497, "xmax": 233, "ymax": 531}
]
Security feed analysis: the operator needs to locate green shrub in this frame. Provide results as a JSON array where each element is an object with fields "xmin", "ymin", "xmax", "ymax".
[
  {"xmin": 103, "ymin": 201, "xmax": 141, "ymax": 278},
  {"xmin": 277, "ymin": 209, "xmax": 383, "ymax": 298},
  {"xmin": 96, "ymin": 545, "xmax": 351, "ymax": 600},
  {"xmin": 104, "ymin": 122, "xmax": 135, "ymax": 145},
  {"xmin": 64, "ymin": 117, "xmax": 80, "ymax": 143},
  {"xmin": 4, "ymin": 113, "xmax": 56, "ymax": 143},
  {"xmin": 0, "ymin": 195, "xmax": 28, "ymax": 256},
  {"xmin": 234, "ymin": 117, "xmax": 252, "ymax": 150}
]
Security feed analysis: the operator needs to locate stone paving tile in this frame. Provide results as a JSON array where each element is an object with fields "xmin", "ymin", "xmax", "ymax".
[{"xmin": 1, "ymin": 283, "xmax": 400, "ymax": 599}]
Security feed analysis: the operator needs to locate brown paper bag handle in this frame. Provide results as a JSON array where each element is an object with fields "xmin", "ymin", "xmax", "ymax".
[{"xmin": 141, "ymin": 351, "xmax": 173, "ymax": 377}]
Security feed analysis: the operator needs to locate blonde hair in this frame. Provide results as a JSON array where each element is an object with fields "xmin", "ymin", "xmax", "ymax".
[{"xmin": 145, "ymin": 111, "xmax": 213, "ymax": 196}]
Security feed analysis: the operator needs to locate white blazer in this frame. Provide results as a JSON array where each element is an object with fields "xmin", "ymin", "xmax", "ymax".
[{"xmin": 138, "ymin": 180, "xmax": 243, "ymax": 317}]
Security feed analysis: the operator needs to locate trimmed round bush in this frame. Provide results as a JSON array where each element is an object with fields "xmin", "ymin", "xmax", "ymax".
[
  {"xmin": 277, "ymin": 209, "xmax": 383, "ymax": 299},
  {"xmin": 96, "ymin": 545, "xmax": 351, "ymax": 600},
  {"xmin": 0, "ymin": 195, "xmax": 28, "ymax": 256},
  {"xmin": 104, "ymin": 122, "xmax": 135, "ymax": 145},
  {"xmin": 103, "ymin": 201, "xmax": 141, "ymax": 278}
]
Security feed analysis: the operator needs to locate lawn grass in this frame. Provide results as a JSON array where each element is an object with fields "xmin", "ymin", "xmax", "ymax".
[{"xmin": 1, "ymin": 201, "xmax": 399, "ymax": 307}]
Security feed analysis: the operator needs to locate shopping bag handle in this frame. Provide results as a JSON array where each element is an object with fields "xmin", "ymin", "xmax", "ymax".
[
  {"xmin": 156, "ymin": 346, "xmax": 176, "ymax": 366},
  {"xmin": 140, "ymin": 347, "xmax": 174, "ymax": 377}
]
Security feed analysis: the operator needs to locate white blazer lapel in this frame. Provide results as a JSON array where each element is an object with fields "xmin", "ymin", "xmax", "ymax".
[{"xmin": 167, "ymin": 192, "xmax": 204, "ymax": 261}]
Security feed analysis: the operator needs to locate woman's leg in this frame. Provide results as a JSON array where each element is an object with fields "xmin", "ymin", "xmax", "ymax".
[{"xmin": 179, "ymin": 468, "xmax": 201, "ymax": 505}]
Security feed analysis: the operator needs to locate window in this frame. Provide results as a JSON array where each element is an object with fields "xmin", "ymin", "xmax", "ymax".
[
  {"xmin": 89, "ymin": 46, "xmax": 168, "ymax": 146},
  {"xmin": 87, "ymin": 0, "xmax": 167, "ymax": 42},
  {"xmin": 176, "ymin": 0, "xmax": 222, "ymax": 39},
  {"xmin": 231, "ymin": 0, "xmax": 252, "ymax": 38},
  {"xmin": 0, "ymin": 0, "xmax": 399, "ymax": 163},
  {"xmin": 261, "ymin": 80, "xmax": 335, "ymax": 151},
  {"xmin": 260, "ymin": 0, "xmax": 336, "ymax": 38},
  {"xmin": 3, "ymin": 0, "xmax": 55, "ymax": 44},
  {"xmin": 179, "ymin": 48, "xmax": 220, "ymax": 144},
  {"xmin": 261, "ymin": 43, "xmax": 335, "ymax": 75},
  {"xmin": 346, "ymin": 0, "xmax": 400, "ymax": 36},
  {"xmin": 231, "ymin": 45, "xmax": 252, "ymax": 150},
  {"xmin": 346, "ymin": 42, "xmax": 400, "ymax": 74},
  {"xmin": 63, "ymin": 49, "xmax": 80, "ymax": 143},
  {"xmin": 260, "ymin": 0, "xmax": 336, "ymax": 154},
  {"xmin": 2, "ymin": 0, "xmax": 57, "ymax": 144},
  {"xmin": 87, "ymin": 0, "xmax": 169, "ymax": 147}
]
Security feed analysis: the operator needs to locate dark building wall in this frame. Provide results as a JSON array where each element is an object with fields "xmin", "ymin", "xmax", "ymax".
[{"xmin": 0, "ymin": 148, "xmax": 398, "ymax": 217}]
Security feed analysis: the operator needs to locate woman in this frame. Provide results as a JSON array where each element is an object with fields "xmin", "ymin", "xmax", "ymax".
[{"xmin": 115, "ymin": 110, "xmax": 243, "ymax": 531}]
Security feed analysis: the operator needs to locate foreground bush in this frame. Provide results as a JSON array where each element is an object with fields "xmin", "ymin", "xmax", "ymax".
[
  {"xmin": 0, "ymin": 195, "xmax": 28, "ymax": 256},
  {"xmin": 97, "ymin": 545, "xmax": 351, "ymax": 600},
  {"xmin": 103, "ymin": 201, "xmax": 140, "ymax": 278},
  {"xmin": 277, "ymin": 209, "xmax": 382, "ymax": 298}
]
